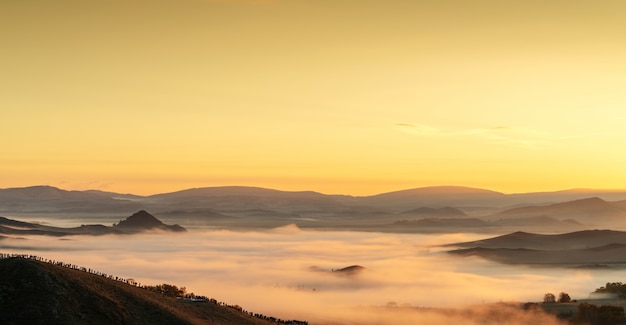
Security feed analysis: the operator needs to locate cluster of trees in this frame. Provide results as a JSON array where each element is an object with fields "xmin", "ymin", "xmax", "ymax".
[
  {"xmin": 578, "ymin": 303, "xmax": 626, "ymax": 325},
  {"xmin": 595, "ymin": 282, "xmax": 626, "ymax": 298},
  {"xmin": 542, "ymin": 292, "xmax": 571, "ymax": 303},
  {"xmin": 144, "ymin": 283, "xmax": 187, "ymax": 298}
]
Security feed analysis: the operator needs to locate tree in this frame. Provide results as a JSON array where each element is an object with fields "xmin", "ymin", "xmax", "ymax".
[
  {"xmin": 543, "ymin": 292, "xmax": 556, "ymax": 304},
  {"xmin": 558, "ymin": 292, "xmax": 571, "ymax": 303},
  {"xmin": 578, "ymin": 303, "xmax": 626, "ymax": 325},
  {"xmin": 145, "ymin": 283, "xmax": 186, "ymax": 298}
]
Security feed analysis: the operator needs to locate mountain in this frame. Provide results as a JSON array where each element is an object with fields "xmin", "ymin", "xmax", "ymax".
[
  {"xmin": 147, "ymin": 186, "xmax": 342, "ymax": 212},
  {"xmin": 508, "ymin": 188, "xmax": 626, "ymax": 205},
  {"xmin": 84, "ymin": 189, "xmax": 144, "ymax": 200},
  {"xmin": 448, "ymin": 244, "xmax": 626, "ymax": 267},
  {"xmin": 447, "ymin": 230, "xmax": 626, "ymax": 267},
  {"xmin": 353, "ymin": 186, "xmax": 507, "ymax": 211},
  {"xmin": 114, "ymin": 210, "xmax": 186, "ymax": 233},
  {"xmin": 0, "ymin": 257, "xmax": 281, "ymax": 325},
  {"xmin": 490, "ymin": 197, "xmax": 625, "ymax": 224},
  {"xmin": 448, "ymin": 230, "xmax": 626, "ymax": 250},
  {"xmin": 0, "ymin": 185, "xmax": 143, "ymax": 213},
  {"xmin": 4, "ymin": 185, "xmax": 626, "ymax": 213},
  {"xmin": 0, "ymin": 211, "xmax": 186, "ymax": 236},
  {"xmin": 3, "ymin": 185, "xmax": 626, "ymax": 232}
]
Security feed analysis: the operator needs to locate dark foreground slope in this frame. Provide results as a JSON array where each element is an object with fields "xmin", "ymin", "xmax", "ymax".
[{"xmin": 0, "ymin": 258, "xmax": 277, "ymax": 325}]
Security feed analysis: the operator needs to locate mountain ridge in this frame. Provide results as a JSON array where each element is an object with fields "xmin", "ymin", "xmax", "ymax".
[
  {"xmin": 5, "ymin": 184, "xmax": 626, "ymax": 200},
  {"xmin": 3, "ymin": 185, "xmax": 626, "ymax": 232}
]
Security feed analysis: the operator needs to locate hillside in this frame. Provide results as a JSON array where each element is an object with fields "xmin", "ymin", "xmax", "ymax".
[
  {"xmin": 447, "ymin": 230, "xmax": 626, "ymax": 267},
  {"xmin": 0, "ymin": 185, "xmax": 142, "ymax": 213},
  {"xmin": 491, "ymin": 197, "xmax": 625, "ymax": 224},
  {"xmin": 449, "ymin": 230, "xmax": 626, "ymax": 250},
  {"xmin": 147, "ymin": 186, "xmax": 341, "ymax": 212},
  {"xmin": 0, "ymin": 256, "xmax": 297, "ymax": 325},
  {"xmin": 448, "ymin": 244, "xmax": 626, "ymax": 266},
  {"xmin": 355, "ymin": 186, "xmax": 507, "ymax": 210},
  {"xmin": 114, "ymin": 210, "xmax": 187, "ymax": 233}
]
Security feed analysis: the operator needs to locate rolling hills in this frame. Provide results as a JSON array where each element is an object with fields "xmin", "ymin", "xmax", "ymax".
[
  {"xmin": 2, "ymin": 185, "xmax": 626, "ymax": 232},
  {"xmin": 447, "ymin": 230, "xmax": 626, "ymax": 267},
  {"xmin": 0, "ymin": 210, "xmax": 186, "ymax": 236}
]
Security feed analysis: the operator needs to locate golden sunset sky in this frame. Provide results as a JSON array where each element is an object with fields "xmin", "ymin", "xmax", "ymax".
[{"xmin": 2, "ymin": 0, "xmax": 626, "ymax": 195}]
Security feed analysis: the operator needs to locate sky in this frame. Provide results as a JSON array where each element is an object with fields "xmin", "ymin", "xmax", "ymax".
[{"xmin": 2, "ymin": 0, "xmax": 626, "ymax": 195}]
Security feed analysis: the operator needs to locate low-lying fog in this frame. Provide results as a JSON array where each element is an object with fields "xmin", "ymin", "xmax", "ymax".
[{"xmin": 1, "ymin": 225, "xmax": 617, "ymax": 324}]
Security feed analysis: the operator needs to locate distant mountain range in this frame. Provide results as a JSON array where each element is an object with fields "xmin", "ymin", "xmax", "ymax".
[
  {"xmin": 3, "ymin": 185, "xmax": 626, "ymax": 210},
  {"xmin": 2, "ymin": 185, "xmax": 626, "ymax": 232},
  {"xmin": 0, "ymin": 210, "xmax": 186, "ymax": 237},
  {"xmin": 488, "ymin": 197, "xmax": 625, "ymax": 223}
]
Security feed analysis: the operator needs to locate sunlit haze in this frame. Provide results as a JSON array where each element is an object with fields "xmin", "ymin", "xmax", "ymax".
[
  {"xmin": 2, "ymin": 227, "xmax": 604, "ymax": 324},
  {"xmin": 2, "ymin": 0, "xmax": 626, "ymax": 195}
]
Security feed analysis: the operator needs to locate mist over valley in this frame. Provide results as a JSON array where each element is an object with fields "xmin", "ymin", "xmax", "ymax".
[{"xmin": 3, "ymin": 185, "xmax": 626, "ymax": 323}]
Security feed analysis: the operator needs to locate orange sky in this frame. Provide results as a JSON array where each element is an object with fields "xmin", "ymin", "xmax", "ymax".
[{"xmin": 2, "ymin": 0, "xmax": 626, "ymax": 195}]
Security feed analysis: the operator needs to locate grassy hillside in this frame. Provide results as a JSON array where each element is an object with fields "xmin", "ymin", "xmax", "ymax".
[{"xmin": 0, "ymin": 256, "xmax": 301, "ymax": 325}]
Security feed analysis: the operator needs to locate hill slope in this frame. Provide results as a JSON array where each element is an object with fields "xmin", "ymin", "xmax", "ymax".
[
  {"xmin": 356, "ymin": 186, "xmax": 506, "ymax": 210},
  {"xmin": 0, "ymin": 185, "xmax": 142, "ymax": 213},
  {"xmin": 491, "ymin": 197, "xmax": 625, "ymax": 224},
  {"xmin": 447, "ymin": 230, "xmax": 626, "ymax": 267},
  {"xmin": 114, "ymin": 210, "xmax": 187, "ymax": 233},
  {"xmin": 448, "ymin": 229, "xmax": 626, "ymax": 250},
  {"xmin": 0, "ymin": 257, "xmax": 281, "ymax": 325}
]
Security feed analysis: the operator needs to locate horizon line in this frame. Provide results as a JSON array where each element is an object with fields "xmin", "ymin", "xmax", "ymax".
[{"xmin": 3, "ymin": 184, "xmax": 626, "ymax": 198}]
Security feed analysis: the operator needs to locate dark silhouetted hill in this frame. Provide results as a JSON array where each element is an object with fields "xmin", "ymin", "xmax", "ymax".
[
  {"xmin": 0, "ymin": 257, "xmax": 278, "ymax": 325},
  {"xmin": 449, "ymin": 243, "xmax": 626, "ymax": 266},
  {"xmin": 448, "ymin": 230, "xmax": 626, "ymax": 267},
  {"xmin": 0, "ymin": 211, "xmax": 186, "ymax": 236},
  {"xmin": 449, "ymin": 229, "xmax": 626, "ymax": 250},
  {"xmin": 114, "ymin": 210, "xmax": 186, "ymax": 233}
]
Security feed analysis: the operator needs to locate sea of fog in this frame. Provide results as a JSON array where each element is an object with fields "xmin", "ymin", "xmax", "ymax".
[{"xmin": 1, "ymin": 224, "xmax": 620, "ymax": 324}]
